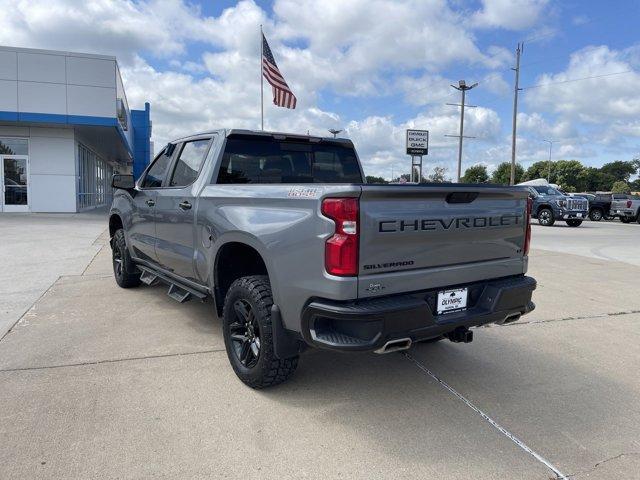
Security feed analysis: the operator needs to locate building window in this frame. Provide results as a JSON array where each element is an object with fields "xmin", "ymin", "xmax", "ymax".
[
  {"xmin": 0, "ymin": 138, "xmax": 28, "ymax": 155},
  {"xmin": 77, "ymin": 143, "xmax": 114, "ymax": 210}
]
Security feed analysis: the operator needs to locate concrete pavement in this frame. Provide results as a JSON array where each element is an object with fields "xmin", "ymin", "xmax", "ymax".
[
  {"xmin": 0, "ymin": 210, "xmax": 108, "ymax": 338},
  {"xmin": 1, "ymin": 217, "xmax": 640, "ymax": 479},
  {"xmin": 530, "ymin": 218, "xmax": 640, "ymax": 266}
]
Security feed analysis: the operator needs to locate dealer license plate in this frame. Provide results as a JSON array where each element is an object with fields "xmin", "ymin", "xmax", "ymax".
[{"xmin": 437, "ymin": 288, "xmax": 468, "ymax": 314}]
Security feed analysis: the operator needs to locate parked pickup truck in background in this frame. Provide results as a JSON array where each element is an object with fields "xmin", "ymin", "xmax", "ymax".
[
  {"xmin": 520, "ymin": 185, "xmax": 589, "ymax": 227},
  {"xmin": 109, "ymin": 130, "xmax": 536, "ymax": 388},
  {"xmin": 572, "ymin": 193, "xmax": 613, "ymax": 221},
  {"xmin": 610, "ymin": 194, "xmax": 640, "ymax": 223}
]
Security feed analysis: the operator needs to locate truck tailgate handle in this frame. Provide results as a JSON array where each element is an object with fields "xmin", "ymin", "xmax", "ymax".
[{"xmin": 446, "ymin": 192, "xmax": 478, "ymax": 204}]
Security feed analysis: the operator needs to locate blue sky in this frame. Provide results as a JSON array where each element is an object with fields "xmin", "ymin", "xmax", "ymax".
[{"xmin": 2, "ymin": 0, "xmax": 639, "ymax": 180}]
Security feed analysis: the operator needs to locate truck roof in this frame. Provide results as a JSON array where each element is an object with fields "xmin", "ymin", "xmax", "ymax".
[{"xmin": 171, "ymin": 128, "xmax": 354, "ymax": 146}]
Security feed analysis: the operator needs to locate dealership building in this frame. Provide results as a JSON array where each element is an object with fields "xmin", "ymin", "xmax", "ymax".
[{"xmin": 0, "ymin": 46, "xmax": 151, "ymax": 213}]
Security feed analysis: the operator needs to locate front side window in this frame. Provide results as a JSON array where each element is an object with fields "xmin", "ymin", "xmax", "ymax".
[
  {"xmin": 141, "ymin": 148, "xmax": 172, "ymax": 188},
  {"xmin": 169, "ymin": 139, "xmax": 211, "ymax": 187},
  {"xmin": 216, "ymin": 137, "xmax": 362, "ymax": 184}
]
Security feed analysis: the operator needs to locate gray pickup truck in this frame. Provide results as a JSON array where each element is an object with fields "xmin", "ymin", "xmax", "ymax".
[
  {"xmin": 610, "ymin": 194, "xmax": 640, "ymax": 223},
  {"xmin": 109, "ymin": 130, "xmax": 536, "ymax": 388}
]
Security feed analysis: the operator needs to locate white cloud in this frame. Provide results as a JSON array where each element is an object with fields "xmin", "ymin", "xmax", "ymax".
[
  {"xmin": 472, "ymin": 0, "xmax": 549, "ymax": 30},
  {"xmin": 0, "ymin": 0, "xmax": 222, "ymax": 63},
  {"xmin": 524, "ymin": 45, "xmax": 640, "ymax": 123}
]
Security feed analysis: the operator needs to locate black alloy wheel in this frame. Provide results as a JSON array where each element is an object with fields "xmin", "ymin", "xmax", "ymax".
[
  {"xmin": 222, "ymin": 275, "xmax": 299, "ymax": 388},
  {"xmin": 229, "ymin": 299, "xmax": 261, "ymax": 368},
  {"xmin": 111, "ymin": 229, "xmax": 141, "ymax": 288},
  {"xmin": 589, "ymin": 209, "xmax": 603, "ymax": 221}
]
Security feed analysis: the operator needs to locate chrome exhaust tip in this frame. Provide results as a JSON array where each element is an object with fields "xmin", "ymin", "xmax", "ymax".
[{"xmin": 374, "ymin": 338, "xmax": 412, "ymax": 354}]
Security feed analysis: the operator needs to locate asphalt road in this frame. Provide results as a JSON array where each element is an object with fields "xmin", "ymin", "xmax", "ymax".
[{"xmin": 1, "ymin": 216, "xmax": 639, "ymax": 479}]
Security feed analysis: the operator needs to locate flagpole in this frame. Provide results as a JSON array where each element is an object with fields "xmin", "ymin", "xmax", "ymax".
[{"xmin": 260, "ymin": 24, "xmax": 264, "ymax": 131}]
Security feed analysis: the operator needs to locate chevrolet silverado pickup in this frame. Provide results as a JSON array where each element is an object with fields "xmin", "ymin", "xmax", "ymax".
[
  {"xmin": 610, "ymin": 195, "xmax": 640, "ymax": 223},
  {"xmin": 109, "ymin": 130, "xmax": 536, "ymax": 388}
]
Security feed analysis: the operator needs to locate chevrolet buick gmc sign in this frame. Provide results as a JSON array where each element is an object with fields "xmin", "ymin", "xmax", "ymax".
[{"xmin": 406, "ymin": 129, "xmax": 429, "ymax": 155}]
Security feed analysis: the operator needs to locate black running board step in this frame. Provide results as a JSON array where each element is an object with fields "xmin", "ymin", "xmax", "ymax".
[
  {"xmin": 139, "ymin": 270, "xmax": 159, "ymax": 286},
  {"xmin": 167, "ymin": 284, "xmax": 192, "ymax": 303},
  {"xmin": 137, "ymin": 265, "xmax": 207, "ymax": 303}
]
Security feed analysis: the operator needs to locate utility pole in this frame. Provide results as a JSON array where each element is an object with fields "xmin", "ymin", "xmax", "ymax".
[
  {"xmin": 543, "ymin": 139, "xmax": 554, "ymax": 182},
  {"xmin": 446, "ymin": 80, "xmax": 478, "ymax": 182},
  {"xmin": 510, "ymin": 42, "xmax": 523, "ymax": 185}
]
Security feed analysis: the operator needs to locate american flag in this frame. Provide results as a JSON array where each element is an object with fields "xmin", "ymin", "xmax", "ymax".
[{"xmin": 262, "ymin": 33, "xmax": 297, "ymax": 109}]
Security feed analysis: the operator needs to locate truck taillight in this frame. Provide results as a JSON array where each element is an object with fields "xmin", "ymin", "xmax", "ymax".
[
  {"xmin": 321, "ymin": 197, "xmax": 359, "ymax": 276},
  {"xmin": 627, "ymin": 200, "xmax": 633, "ymax": 208},
  {"xmin": 524, "ymin": 197, "xmax": 532, "ymax": 256}
]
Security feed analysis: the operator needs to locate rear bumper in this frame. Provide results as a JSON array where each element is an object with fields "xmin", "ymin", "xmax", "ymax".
[
  {"xmin": 612, "ymin": 209, "xmax": 635, "ymax": 217},
  {"xmin": 300, "ymin": 275, "xmax": 536, "ymax": 352}
]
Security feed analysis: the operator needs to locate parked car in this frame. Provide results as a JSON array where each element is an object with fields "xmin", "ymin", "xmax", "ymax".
[
  {"xmin": 521, "ymin": 185, "xmax": 589, "ymax": 226},
  {"xmin": 108, "ymin": 129, "xmax": 536, "ymax": 388},
  {"xmin": 610, "ymin": 194, "xmax": 640, "ymax": 223}
]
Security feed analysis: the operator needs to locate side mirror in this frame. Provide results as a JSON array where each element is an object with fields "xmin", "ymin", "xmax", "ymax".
[{"xmin": 112, "ymin": 174, "xmax": 135, "ymax": 190}]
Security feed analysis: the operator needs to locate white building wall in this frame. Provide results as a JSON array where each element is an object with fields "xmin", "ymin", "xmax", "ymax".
[{"xmin": 0, "ymin": 47, "xmax": 120, "ymax": 119}]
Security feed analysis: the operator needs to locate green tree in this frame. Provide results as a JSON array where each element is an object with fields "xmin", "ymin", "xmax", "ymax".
[
  {"xmin": 600, "ymin": 161, "xmax": 639, "ymax": 183},
  {"xmin": 491, "ymin": 162, "xmax": 524, "ymax": 185},
  {"xmin": 611, "ymin": 181, "xmax": 631, "ymax": 194},
  {"xmin": 365, "ymin": 175, "xmax": 388, "ymax": 184},
  {"xmin": 549, "ymin": 160, "xmax": 585, "ymax": 191},
  {"xmin": 523, "ymin": 161, "xmax": 552, "ymax": 181},
  {"xmin": 461, "ymin": 164, "xmax": 489, "ymax": 183}
]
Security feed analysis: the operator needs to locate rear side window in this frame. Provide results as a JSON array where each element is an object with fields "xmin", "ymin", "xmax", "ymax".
[
  {"xmin": 216, "ymin": 137, "xmax": 362, "ymax": 184},
  {"xmin": 141, "ymin": 149, "xmax": 172, "ymax": 188},
  {"xmin": 169, "ymin": 139, "xmax": 211, "ymax": 187}
]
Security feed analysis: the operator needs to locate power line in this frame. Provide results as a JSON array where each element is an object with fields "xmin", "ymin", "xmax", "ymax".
[{"xmin": 521, "ymin": 70, "xmax": 634, "ymax": 90}]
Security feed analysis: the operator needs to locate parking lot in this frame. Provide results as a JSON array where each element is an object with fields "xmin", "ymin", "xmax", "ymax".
[{"xmin": 1, "ymin": 215, "xmax": 640, "ymax": 479}]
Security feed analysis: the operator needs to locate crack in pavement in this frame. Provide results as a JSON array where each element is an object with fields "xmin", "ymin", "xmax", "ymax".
[
  {"xmin": 404, "ymin": 352, "xmax": 569, "ymax": 479},
  {"xmin": 504, "ymin": 309, "xmax": 640, "ymax": 327},
  {"xmin": 564, "ymin": 451, "xmax": 640, "ymax": 479},
  {"xmin": 0, "ymin": 348, "xmax": 226, "ymax": 374}
]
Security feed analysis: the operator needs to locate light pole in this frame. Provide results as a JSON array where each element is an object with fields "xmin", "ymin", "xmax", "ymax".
[
  {"xmin": 446, "ymin": 80, "xmax": 478, "ymax": 182},
  {"xmin": 328, "ymin": 129, "xmax": 342, "ymax": 138},
  {"xmin": 543, "ymin": 139, "xmax": 554, "ymax": 182}
]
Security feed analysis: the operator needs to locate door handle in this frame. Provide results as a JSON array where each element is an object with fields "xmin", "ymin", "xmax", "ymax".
[
  {"xmin": 179, "ymin": 200, "xmax": 192, "ymax": 210},
  {"xmin": 146, "ymin": 199, "xmax": 155, "ymax": 207}
]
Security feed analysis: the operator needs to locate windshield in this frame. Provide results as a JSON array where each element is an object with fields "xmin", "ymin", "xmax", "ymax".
[
  {"xmin": 533, "ymin": 186, "xmax": 563, "ymax": 196},
  {"xmin": 217, "ymin": 137, "xmax": 363, "ymax": 184}
]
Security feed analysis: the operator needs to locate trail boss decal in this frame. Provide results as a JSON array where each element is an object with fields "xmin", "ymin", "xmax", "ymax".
[{"xmin": 378, "ymin": 214, "xmax": 522, "ymax": 233}]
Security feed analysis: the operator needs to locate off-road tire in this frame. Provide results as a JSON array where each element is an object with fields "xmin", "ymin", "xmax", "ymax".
[
  {"xmin": 566, "ymin": 219, "xmax": 583, "ymax": 227},
  {"xmin": 112, "ymin": 229, "xmax": 141, "ymax": 288},
  {"xmin": 537, "ymin": 207, "xmax": 555, "ymax": 226},
  {"xmin": 589, "ymin": 209, "xmax": 603, "ymax": 221},
  {"xmin": 222, "ymin": 275, "xmax": 298, "ymax": 389}
]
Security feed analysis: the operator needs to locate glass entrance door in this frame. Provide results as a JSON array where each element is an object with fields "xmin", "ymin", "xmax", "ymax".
[{"xmin": 1, "ymin": 155, "xmax": 29, "ymax": 212}]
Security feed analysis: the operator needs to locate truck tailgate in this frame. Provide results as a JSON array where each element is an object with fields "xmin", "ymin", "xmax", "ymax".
[{"xmin": 358, "ymin": 185, "xmax": 528, "ymax": 298}]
